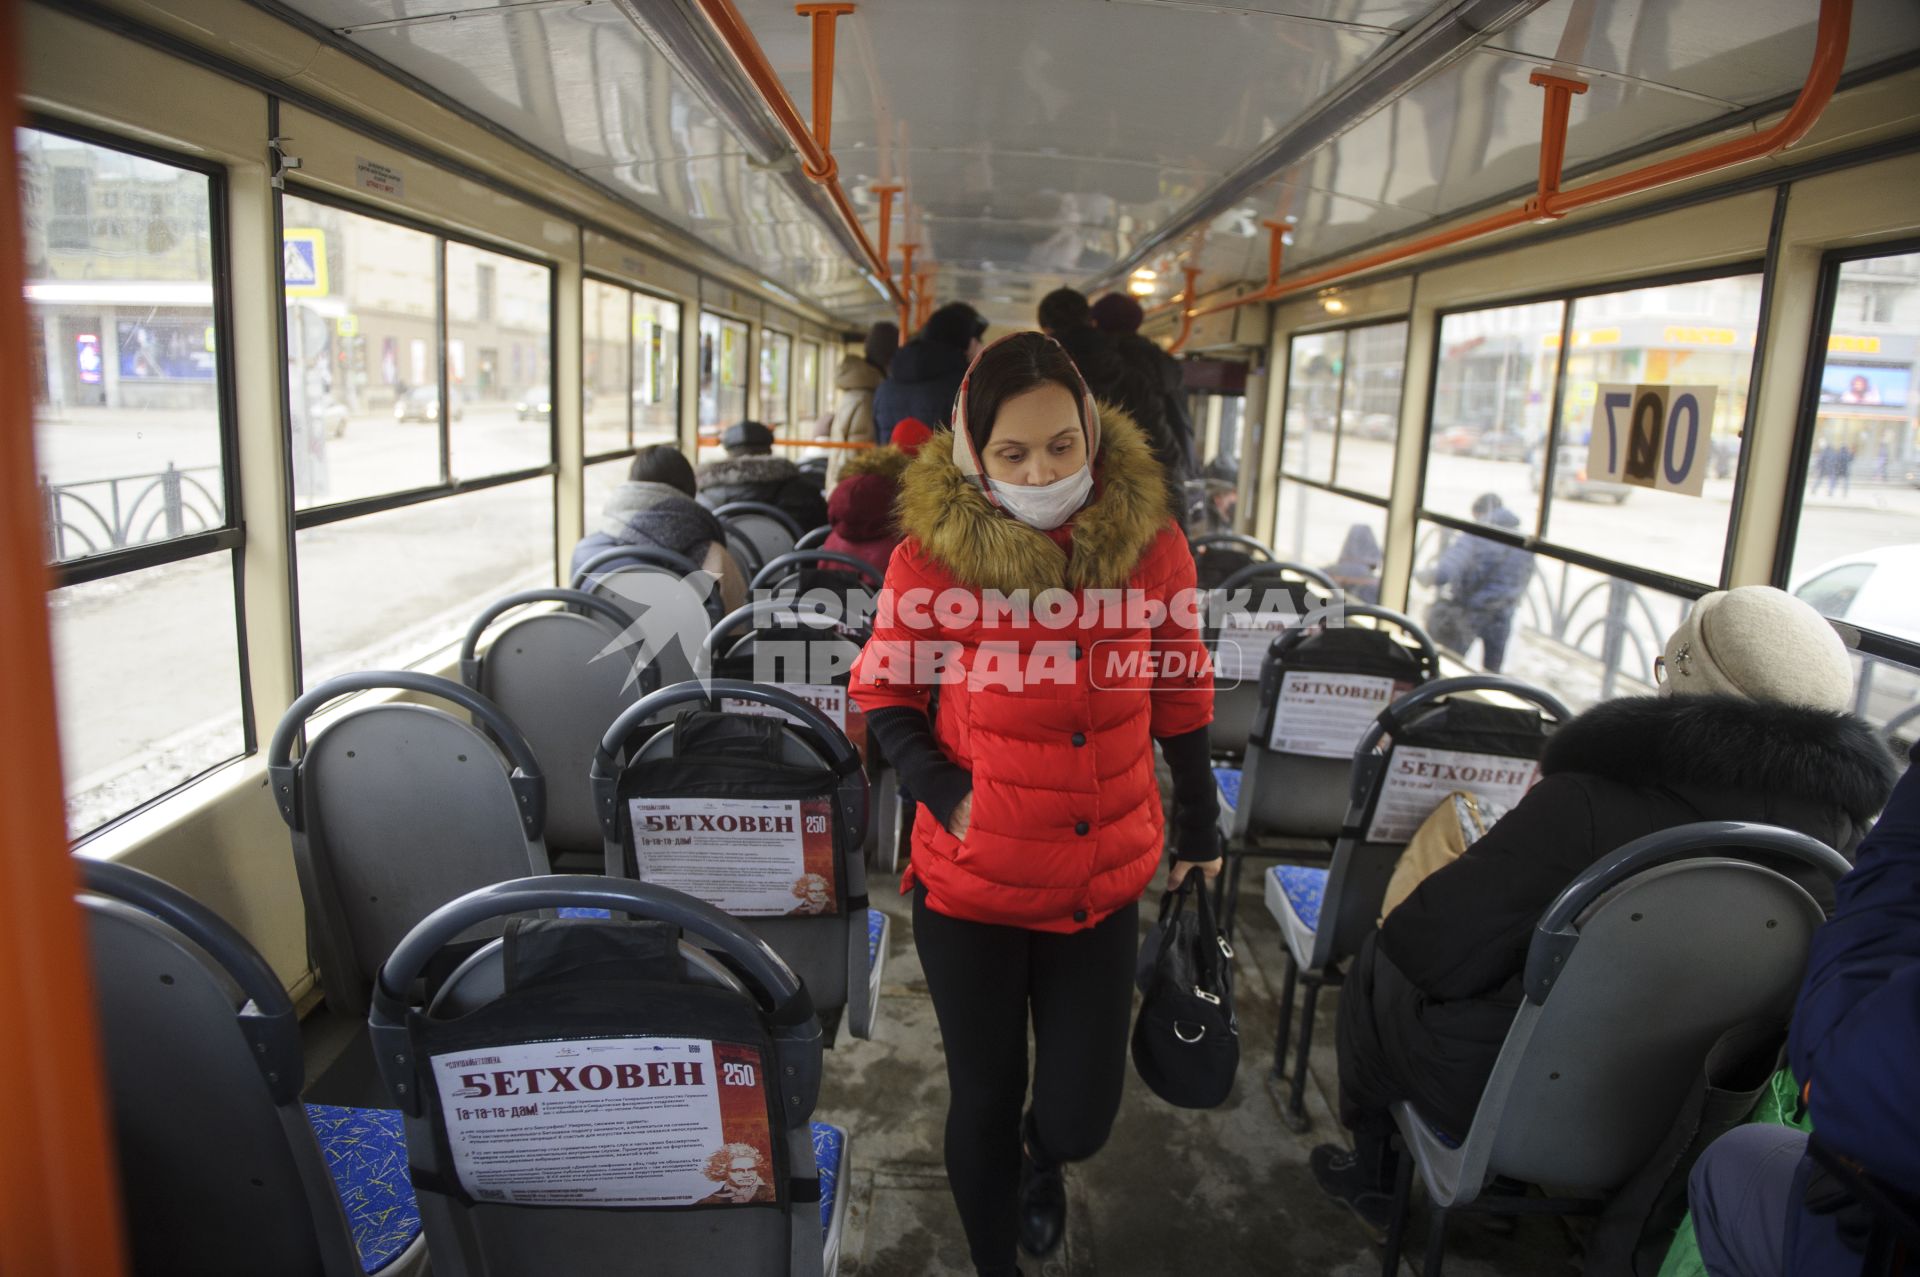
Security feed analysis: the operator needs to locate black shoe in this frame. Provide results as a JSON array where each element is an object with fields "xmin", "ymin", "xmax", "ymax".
[
  {"xmin": 1017, "ymin": 1149, "xmax": 1066, "ymax": 1258},
  {"xmin": 1310, "ymin": 1143, "xmax": 1396, "ymax": 1243}
]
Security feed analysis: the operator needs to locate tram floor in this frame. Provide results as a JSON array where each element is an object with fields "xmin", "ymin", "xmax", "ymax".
[{"xmin": 826, "ymin": 862, "xmax": 1588, "ymax": 1277}]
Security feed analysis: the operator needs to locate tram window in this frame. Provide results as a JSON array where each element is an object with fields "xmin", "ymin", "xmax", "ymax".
[
  {"xmin": 633, "ymin": 293, "xmax": 681, "ymax": 447},
  {"xmin": 1546, "ymin": 275, "xmax": 1763, "ymax": 586},
  {"xmin": 760, "ymin": 329, "xmax": 792, "ymax": 427},
  {"xmin": 1272, "ymin": 479, "xmax": 1387, "ymax": 602},
  {"xmin": 1426, "ymin": 300, "xmax": 1564, "ymax": 538},
  {"xmin": 1406, "ymin": 517, "xmax": 1692, "ymax": 713},
  {"xmin": 585, "ymin": 455, "xmax": 631, "ymax": 526},
  {"xmin": 294, "ymin": 476, "xmax": 553, "ymax": 686},
  {"xmin": 797, "ymin": 339, "xmax": 821, "ymax": 420},
  {"xmin": 446, "ymin": 242, "xmax": 552, "ymax": 481},
  {"xmin": 1280, "ymin": 331, "xmax": 1339, "ymax": 485},
  {"xmin": 583, "ymin": 279, "xmax": 630, "ymax": 458},
  {"xmin": 281, "ymin": 195, "xmax": 441, "ymax": 509},
  {"xmin": 24, "ymin": 129, "xmax": 228, "ymax": 559},
  {"xmin": 1785, "ymin": 250, "xmax": 1920, "ymax": 651},
  {"xmin": 1333, "ymin": 322, "xmax": 1408, "ymax": 498},
  {"xmin": 699, "ymin": 311, "xmax": 749, "ymax": 431}
]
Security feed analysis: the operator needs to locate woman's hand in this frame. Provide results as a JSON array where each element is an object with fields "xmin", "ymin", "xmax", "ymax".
[
  {"xmin": 1167, "ymin": 857, "xmax": 1223, "ymax": 889},
  {"xmin": 946, "ymin": 793, "xmax": 973, "ymax": 839}
]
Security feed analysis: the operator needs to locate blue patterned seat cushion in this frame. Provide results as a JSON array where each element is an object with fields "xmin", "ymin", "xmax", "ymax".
[
  {"xmin": 306, "ymin": 1104, "xmax": 421, "ymax": 1273},
  {"xmin": 1213, "ymin": 767, "xmax": 1242, "ymax": 811},
  {"xmin": 868, "ymin": 908, "xmax": 887, "ymax": 968},
  {"xmin": 811, "ymin": 1122, "xmax": 844, "ymax": 1239},
  {"xmin": 1271, "ymin": 865, "xmax": 1328, "ymax": 933},
  {"xmin": 556, "ymin": 906, "xmax": 613, "ymax": 919}
]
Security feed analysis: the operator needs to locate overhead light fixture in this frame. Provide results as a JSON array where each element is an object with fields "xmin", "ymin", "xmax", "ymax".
[
  {"xmin": 1322, "ymin": 295, "xmax": 1348, "ymax": 314},
  {"xmin": 1131, "ymin": 267, "xmax": 1157, "ymax": 282},
  {"xmin": 1128, "ymin": 278, "xmax": 1157, "ymax": 296}
]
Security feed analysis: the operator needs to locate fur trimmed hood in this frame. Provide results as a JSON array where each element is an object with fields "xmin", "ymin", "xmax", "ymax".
[
  {"xmin": 894, "ymin": 402, "xmax": 1171, "ymax": 594},
  {"xmin": 840, "ymin": 445, "xmax": 912, "ymax": 483},
  {"xmin": 1542, "ymin": 694, "xmax": 1898, "ymax": 824},
  {"xmin": 697, "ymin": 454, "xmax": 801, "ymax": 488}
]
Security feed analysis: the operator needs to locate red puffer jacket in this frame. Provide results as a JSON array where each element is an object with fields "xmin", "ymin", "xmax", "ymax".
[{"xmin": 848, "ymin": 407, "xmax": 1212, "ymax": 932}]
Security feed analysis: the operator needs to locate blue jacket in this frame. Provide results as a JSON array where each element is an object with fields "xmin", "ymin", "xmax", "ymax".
[
  {"xmin": 873, "ymin": 338, "xmax": 969, "ymax": 441},
  {"xmin": 1429, "ymin": 507, "xmax": 1532, "ymax": 616},
  {"xmin": 1789, "ymin": 740, "xmax": 1920, "ymax": 1188}
]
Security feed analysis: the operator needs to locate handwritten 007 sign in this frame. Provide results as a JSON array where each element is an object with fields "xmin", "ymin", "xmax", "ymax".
[{"xmin": 1586, "ymin": 384, "xmax": 1718, "ymax": 497}]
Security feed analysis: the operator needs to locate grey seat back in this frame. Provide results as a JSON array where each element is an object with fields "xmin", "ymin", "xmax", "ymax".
[
  {"xmin": 368, "ymin": 878, "xmax": 826, "ymax": 1277},
  {"xmin": 1206, "ymin": 560, "xmax": 1332, "ymax": 760},
  {"xmin": 270, "ymin": 672, "xmax": 549, "ymax": 1016},
  {"xmin": 80, "ymin": 865, "xmax": 364, "ymax": 1277},
  {"xmin": 1483, "ymin": 858, "xmax": 1822, "ymax": 1189},
  {"xmin": 578, "ymin": 567, "xmax": 716, "ymax": 690},
  {"xmin": 715, "ymin": 502, "xmax": 802, "ymax": 569},
  {"xmin": 463, "ymin": 591, "xmax": 649, "ymax": 864}
]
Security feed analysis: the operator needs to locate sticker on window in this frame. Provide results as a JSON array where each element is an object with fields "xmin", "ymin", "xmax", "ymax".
[
  {"xmin": 1364, "ymin": 746, "xmax": 1539, "ymax": 843},
  {"xmin": 1268, "ymin": 672, "xmax": 1401, "ymax": 759},
  {"xmin": 431, "ymin": 1037, "xmax": 776, "ymax": 1208},
  {"xmin": 629, "ymin": 796, "xmax": 837, "ymax": 916}
]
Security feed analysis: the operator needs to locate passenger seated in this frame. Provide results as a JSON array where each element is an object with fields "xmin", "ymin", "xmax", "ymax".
[
  {"xmin": 696, "ymin": 420, "xmax": 831, "ymax": 532},
  {"xmin": 572, "ymin": 443, "xmax": 748, "ymax": 612},
  {"xmin": 1312, "ymin": 586, "xmax": 1899, "ymax": 1234},
  {"xmin": 1688, "ymin": 737, "xmax": 1920, "ymax": 1277},
  {"xmin": 822, "ymin": 417, "xmax": 933, "ymax": 575}
]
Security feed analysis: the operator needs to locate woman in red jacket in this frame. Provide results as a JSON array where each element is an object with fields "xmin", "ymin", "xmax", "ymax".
[{"xmin": 849, "ymin": 332, "xmax": 1221, "ymax": 1275}]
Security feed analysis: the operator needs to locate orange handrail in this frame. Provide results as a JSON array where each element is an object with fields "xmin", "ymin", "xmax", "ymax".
[
  {"xmin": 693, "ymin": 0, "xmax": 905, "ymax": 307},
  {"xmin": 696, "ymin": 429, "xmax": 876, "ymax": 449},
  {"xmin": 1176, "ymin": 0, "xmax": 1851, "ymax": 327},
  {"xmin": 899, "ymin": 242, "xmax": 918, "ymax": 332},
  {"xmin": 872, "ymin": 182, "xmax": 901, "ymax": 275},
  {"xmin": 1167, "ymin": 266, "xmax": 1203, "ymax": 354},
  {"xmin": 0, "ymin": 1, "xmax": 130, "ymax": 1269}
]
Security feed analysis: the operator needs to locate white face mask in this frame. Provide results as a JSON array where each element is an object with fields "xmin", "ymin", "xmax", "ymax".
[{"xmin": 987, "ymin": 464, "xmax": 1093, "ymax": 531}]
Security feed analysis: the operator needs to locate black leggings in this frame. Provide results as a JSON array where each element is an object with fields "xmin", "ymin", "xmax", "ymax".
[{"xmin": 912, "ymin": 887, "xmax": 1139, "ymax": 1272}]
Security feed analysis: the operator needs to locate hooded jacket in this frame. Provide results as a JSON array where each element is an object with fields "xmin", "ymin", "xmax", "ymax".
[
  {"xmin": 873, "ymin": 338, "xmax": 969, "ymax": 441},
  {"xmin": 1428, "ymin": 506, "xmax": 1532, "ymax": 617},
  {"xmin": 1345, "ymin": 693, "xmax": 1898, "ymax": 1138},
  {"xmin": 695, "ymin": 454, "xmax": 829, "ymax": 532},
  {"xmin": 847, "ymin": 406, "xmax": 1214, "ymax": 932},
  {"xmin": 570, "ymin": 480, "xmax": 749, "ymax": 612},
  {"xmin": 825, "ymin": 355, "xmax": 884, "ymax": 489},
  {"xmin": 823, "ymin": 445, "xmax": 911, "ymax": 574}
]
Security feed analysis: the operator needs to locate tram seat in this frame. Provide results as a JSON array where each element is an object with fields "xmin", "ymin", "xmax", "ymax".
[
  {"xmin": 1381, "ymin": 822, "xmax": 1849, "ymax": 1277},
  {"xmin": 1265, "ymin": 675, "xmax": 1572, "ymax": 1132},
  {"xmin": 571, "ymin": 544, "xmax": 724, "ymax": 691},
  {"xmin": 367, "ymin": 876, "xmax": 842, "ymax": 1276},
  {"xmin": 592, "ymin": 680, "xmax": 882, "ymax": 1042},
  {"xmin": 1205, "ymin": 560, "xmax": 1333, "ymax": 763},
  {"xmin": 78, "ymin": 859, "xmax": 426, "ymax": 1277},
  {"xmin": 268, "ymin": 671, "xmax": 550, "ymax": 1019},
  {"xmin": 750, "ymin": 548, "xmax": 883, "ymax": 631},
  {"xmin": 460, "ymin": 589, "xmax": 657, "ymax": 875},
  {"xmin": 1212, "ymin": 605, "xmax": 1439, "ymax": 928},
  {"xmin": 713, "ymin": 500, "xmax": 804, "ymax": 572}
]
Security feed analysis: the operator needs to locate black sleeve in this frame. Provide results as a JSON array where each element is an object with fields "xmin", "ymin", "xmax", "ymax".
[
  {"xmin": 865, "ymin": 706, "xmax": 973, "ymax": 829},
  {"xmin": 1157, "ymin": 725, "xmax": 1222, "ymax": 861}
]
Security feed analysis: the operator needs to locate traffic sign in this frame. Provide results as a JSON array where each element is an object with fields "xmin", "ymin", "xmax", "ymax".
[{"xmin": 283, "ymin": 228, "xmax": 329, "ymax": 297}]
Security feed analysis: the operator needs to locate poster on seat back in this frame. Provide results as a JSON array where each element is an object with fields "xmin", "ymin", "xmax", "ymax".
[
  {"xmin": 1363, "ymin": 747, "xmax": 1540, "ymax": 844},
  {"xmin": 1268, "ymin": 672, "xmax": 1402, "ymax": 759},
  {"xmin": 720, "ymin": 684, "xmax": 867, "ymax": 761},
  {"xmin": 629, "ymin": 796, "xmax": 837, "ymax": 916},
  {"xmin": 1214, "ymin": 612, "xmax": 1295, "ymax": 682},
  {"xmin": 430, "ymin": 1036, "xmax": 778, "ymax": 1208}
]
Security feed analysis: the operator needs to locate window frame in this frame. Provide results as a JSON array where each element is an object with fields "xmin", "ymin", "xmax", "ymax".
[
  {"xmin": 758, "ymin": 325, "xmax": 794, "ymax": 427},
  {"xmin": 1772, "ymin": 234, "xmax": 1920, "ymax": 669},
  {"xmin": 1273, "ymin": 314, "xmax": 1411, "ymax": 527},
  {"xmin": 581, "ymin": 272, "xmax": 686, "ymax": 466},
  {"xmin": 1414, "ymin": 261, "xmax": 1770, "ymax": 603},
  {"xmin": 697, "ymin": 307, "xmax": 754, "ymax": 433},
  {"xmin": 24, "ymin": 115, "xmax": 258, "ymax": 840}
]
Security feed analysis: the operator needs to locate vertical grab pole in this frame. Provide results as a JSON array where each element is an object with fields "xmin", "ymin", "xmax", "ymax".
[
  {"xmin": 899, "ymin": 242, "xmax": 918, "ymax": 334},
  {"xmin": 1526, "ymin": 71, "xmax": 1588, "ymax": 219},
  {"xmin": 793, "ymin": 3, "xmax": 855, "ymax": 178},
  {"xmin": 872, "ymin": 182, "xmax": 900, "ymax": 278},
  {"xmin": 1169, "ymin": 266, "xmax": 1203, "ymax": 354},
  {"xmin": 0, "ymin": 5, "xmax": 131, "ymax": 1272},
  {"xmin": 1261, "ymin": 220, "xmax": 1289, "ymax": 294}
]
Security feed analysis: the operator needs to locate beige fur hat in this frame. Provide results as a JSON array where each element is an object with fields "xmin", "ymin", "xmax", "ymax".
[{"xmin": 1660, "ymin": 585, "xmax": 1855, "ymax": 712}]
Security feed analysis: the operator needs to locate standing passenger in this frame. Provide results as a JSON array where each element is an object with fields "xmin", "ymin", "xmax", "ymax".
[
  {"xmin": 850, "ymin": 333, "xmax": 1222, "ymax": 1275},
  {"xmin": 1091, "ymin": 290, "xmax": 1199, "ymax": 492},
  {"xmin": 824, "ymin": 321, "xmax": 897, "ymax": 489},
  {"xmin": 874, "ymin": 301, "xmax": 986, "ymax": 442}
]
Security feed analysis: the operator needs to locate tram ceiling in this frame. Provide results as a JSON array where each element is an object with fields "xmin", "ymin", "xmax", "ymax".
[{"xmin": 263, "ymin": 0, "xmax": 1920, "ymax": 327}]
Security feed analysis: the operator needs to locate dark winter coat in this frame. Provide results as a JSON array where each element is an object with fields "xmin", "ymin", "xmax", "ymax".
[
  {"xmin": 1429, "ymin": 507, "xmax": 1532, "ymax": 618},
  {"xmin": 823, "ymin": 446, "xmax": 911, "ymax": 574},
  {"xmin": 873, "ymin": 338, "xmax": 969, "ymax": 440},
  {"xmin": 1789, "ymin": 738, "xmax": 1920, "ymax": 1190},
  {"xmin": 1343, "ymin": 694, "xmax": 1898, "ymax": 1138},
  {"xmin": 1113, "ymin": 331, "xmax": 1197, "ymax": 487},
  {"xmin": 695, "ymin": 454, "xmax": 829, "ymax": 532},
  {"xmin": 570, "ymin": 480, "xmax": 749, "ymax": 611},
  {"xmin": 1057, "ymin": 325, "xmax": 1187, "ymax": 508}
]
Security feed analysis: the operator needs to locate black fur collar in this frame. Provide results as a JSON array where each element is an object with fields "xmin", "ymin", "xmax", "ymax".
[{"xmin": 1542, "ymin": 695, "xmax": 1897, "ymax": 824}]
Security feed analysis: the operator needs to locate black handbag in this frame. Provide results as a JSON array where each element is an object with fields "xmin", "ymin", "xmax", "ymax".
[{"xmin": 1131, "ymin": 872, "xmax": 1239, "ymax": 1108}]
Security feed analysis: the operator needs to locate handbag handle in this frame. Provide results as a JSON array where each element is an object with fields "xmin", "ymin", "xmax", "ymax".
[{"xmin": 1155, "ymin": 873, "xmax": 1233, "ymax": 992}]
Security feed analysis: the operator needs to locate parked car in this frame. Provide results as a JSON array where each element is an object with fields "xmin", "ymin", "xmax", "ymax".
[
  {"xmin": 1529, "ymin": 442, "xmax": 1631, "ymax": 503},
  {"xmin": 1470, "ymin": 427, "xmax": 1531, "ymax": 461},
  {"xmin": 1432, "ymin": 424, "xmax": 1483, "ymax": 454},
  {"xmin": 395, "ymin": 385, "xmax": 463, "ymax": 422},
  {"xmin": 515, "ymin": 385, "xmax": 552, "ymax": 423},
  {"xmin": 1792, "ymin": 545, "xmax": 1920, "ymax": 644}
]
